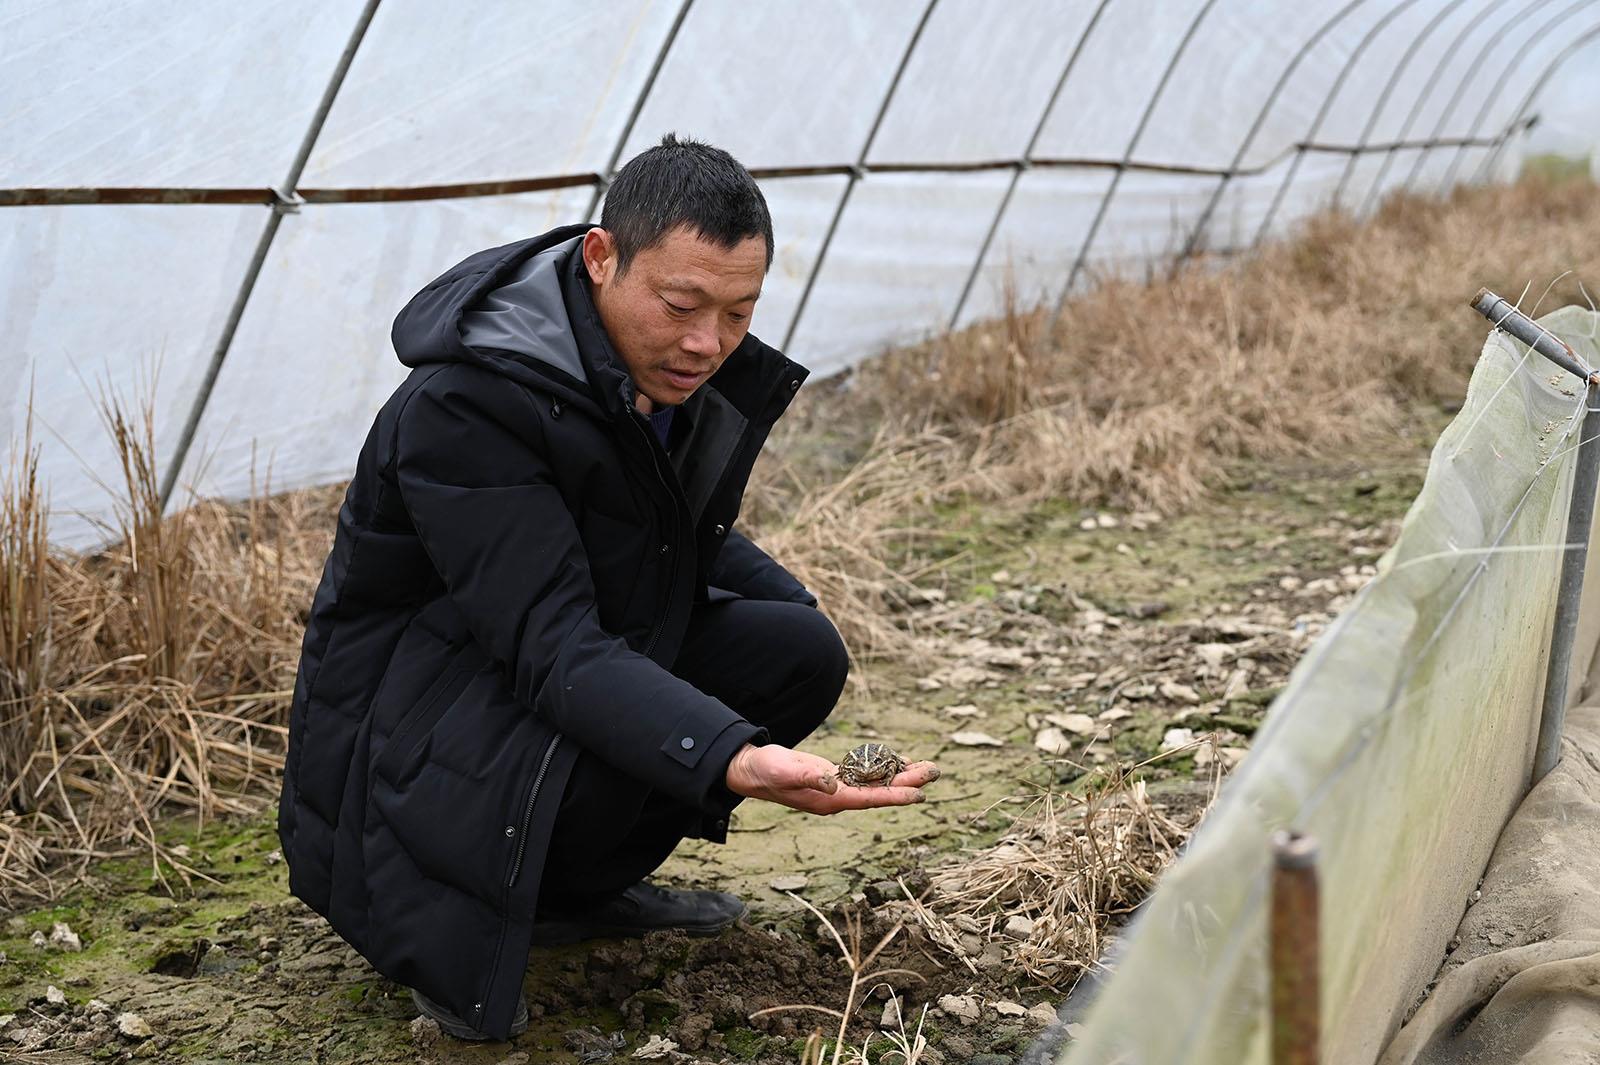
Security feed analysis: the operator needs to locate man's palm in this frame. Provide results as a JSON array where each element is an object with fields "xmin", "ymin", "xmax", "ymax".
[{"xmin": 725, "ymin": 743, "xmax": 938, "ymax": 814}]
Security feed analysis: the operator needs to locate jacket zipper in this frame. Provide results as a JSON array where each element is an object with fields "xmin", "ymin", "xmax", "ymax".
[
  {"xmin": 505, "ymin": 734, "xmax": 561, "ymax": 888},
  {"xmin": 630, "ymin": 412, "xmax": 684, "ymax": 659}
]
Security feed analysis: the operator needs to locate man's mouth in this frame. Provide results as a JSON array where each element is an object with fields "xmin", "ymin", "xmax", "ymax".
[{"xmin": 661, "ymin": 368, "xmax": 707, "ymax": 390}]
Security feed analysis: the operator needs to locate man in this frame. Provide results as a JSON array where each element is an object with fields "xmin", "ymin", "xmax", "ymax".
[{"xmin": 277, "ymin": 135, "xmax": 940, "ymax": 1042}]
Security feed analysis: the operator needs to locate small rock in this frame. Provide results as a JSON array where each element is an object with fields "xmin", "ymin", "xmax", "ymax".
[
  {"xmin": 1158, "ymin": 681, "xmax": 1201, "ymax": 705},
  {"xmin": 1046, "ymin": 712, "xmax": 1098, "ymax": 735},
  {"xmin": 496, "ymin": 1054, "xmax": 530, "ymax": 1065},
  {"xmin": 1096, "ymin": 513, "xmax": 1119, "ymax": 528},
  {"xmin": 992, "ymin": 1000, "xmax": 1027, "ymax": 1017},
  {"xmin": 1160, "ymin": 728, "xmax": 1195, "ymax": 751},
  {"xmin": 978, "ymin": 941, "xmax": 1007, "ymax": 969},
  {"xmin": 1098, "ymin": 707, "xmax": 1133, "ymax": 722},
  {"xmin": 863, "ymin": 880, "xmax": 900, "ymax": 906},
  {"xmin": 958, "ymin": 933, "xmax": 985, "ymax": 957},
  {"xmin": 115, "ymin": 1012, "xmax": 152, "ymax": 1039},
  {"xmin": 87, "ymin": 999, "xmax": 112, "ymax": 1015},
  {"xmin": 1027, "ymin": 1002, "xmax": 1058, "ymax": 1027},
  {"xmin": 0, "ymin": 950, "xmax": 7, "ymax": 964},
  {"xmin": 0, "ymin": 1015, "xmax": 13, "ymax": 1032},
  {"xmin": 1004, "ymin": 915, "xmax": 1035, "ymax": 939},
  {"xmin": 937, "ymin": 994, "xmax": 982, "ymax": 1025},
  {"xmin": 879, "ymin": 995, "xmax": 904, "ymax": 1030},
  {"xmin": 943, "ymin": 703, "xmax": 982, "ymax": 718},
  {"xmin": 633, "ymin": 1034, "xmax": 679, "ymax": 1059},
  {"xmin": 28, "ymin": 931, "xmax": 46, "ymax": 950},
  {"xmin": 409, "ymin": 1014, "xmax": 441, "ymax": 1051},
  {"xmin": 1033, "ymin": 728, "xmax": 1072, "ymax": 756},
  {"xmin": 950, "ymin": 731, "xmax": 1004, "ymax": 747},
  {"xmin": 45, "ymin": 985, "xmax": 67, "ymax": 1007},
  {"xmin": 264, "ymin": 849, "xmax": 283, "ymax": 865},
  {"xmin": 768, "ymin": 874, "xmax": 809, "ymax": 893}
]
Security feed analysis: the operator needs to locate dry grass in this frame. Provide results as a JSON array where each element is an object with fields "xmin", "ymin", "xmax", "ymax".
[
  {"xmin": 753, "ymin": 175, "xmax": 1600, "ymax": 658},
  {"xmin": 0, "ymin": 174, "xmax": 1596, "ymax": 901},
  {"xmin": 905, "ymin": 745, "xmax": 1219, "ymax": 989}
]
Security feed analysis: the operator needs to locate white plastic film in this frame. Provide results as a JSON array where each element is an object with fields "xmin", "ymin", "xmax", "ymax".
[
  {"xmin": 954, "ymin": 168, "xmax": 1118, "ymax": 329},
  {"xmin": 0, "ymin": 205, "xmax": 263, "ymax": 546},
  {"xmin": 1062, "ymin": 307, "xmax": 1600, "ymax": 1065},
  {"xmin": 0, "ymin": 0, "xmax": 365, "ymax": 187},
  {"xmin": 786, "ymin": 170, "xmax": 1012, "ymax": 377},
  {"xmin": 301, "ymin": 1, "xmax": 679, "ymax": 187},
  {"xmin": 748, "ymin": 176, "xmax": 853, "ymax": 349},
  {"xmin": 1031, "ymin": 0, "xmax": 1213, "ymax": 163},
  {"xmin": 865, "ymin": 0, "xmax": 1102, "ymax": 166},
  {"xmin": 175, "ymin": 189, "xmax": 591, "ymax": 503},
  {"xmin": 1136, "ymin": 0, "xmax": 1346, "ymax": 172},
  {"xmin": 617, "ymin": 0, "xmax": 927, "ymax": 170}
]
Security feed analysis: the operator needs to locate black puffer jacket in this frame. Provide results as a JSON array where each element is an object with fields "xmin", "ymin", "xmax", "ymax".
[{"xmin": 277, "ymin": 224, "xmax": 812, "ymax": 1038}]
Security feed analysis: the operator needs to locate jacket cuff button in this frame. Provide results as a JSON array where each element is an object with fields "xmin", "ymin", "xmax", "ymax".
[
  {"xmin": 714, "ymin": 819, "xmax": 727, "ymax": 832},
  {"xmin": 659, "ymin": 543, "xmax": 670, "ymax": 554},
  {"xmin": 788, "ymin": 378, "xmax": 801, "ymax": 391},
  {"xmin": 713, "ymin": 524, "xmax": 726, "ymax": 537},
  {"xmin": 680, "ymin": 736, "xmax": 695, "ymax": 750}
]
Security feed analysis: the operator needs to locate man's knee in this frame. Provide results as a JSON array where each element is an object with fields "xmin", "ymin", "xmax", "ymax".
[{"xmin": 780, "ymin": 605, "xmax": 849, "ymax": 729}]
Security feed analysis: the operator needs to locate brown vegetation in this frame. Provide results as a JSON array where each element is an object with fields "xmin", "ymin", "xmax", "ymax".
[{"xmin": 1, "ymin": 175, "xmax": 1596, "ymax": 902}]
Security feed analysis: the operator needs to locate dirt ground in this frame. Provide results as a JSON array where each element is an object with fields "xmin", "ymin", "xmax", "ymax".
[{"xmin": 0, "ymin": 443, "xmax": 1431, "ymax": 1065}]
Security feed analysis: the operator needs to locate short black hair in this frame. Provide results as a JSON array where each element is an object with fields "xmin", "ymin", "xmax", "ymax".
[{"xmin": 601, "ymin": 134, "xmax": 774, "ymax": 274}]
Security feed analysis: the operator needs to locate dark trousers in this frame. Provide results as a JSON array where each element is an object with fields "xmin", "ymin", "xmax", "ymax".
[{"xmin": 539, "ymin": 597, "xmax": 848, "ymax": 906}]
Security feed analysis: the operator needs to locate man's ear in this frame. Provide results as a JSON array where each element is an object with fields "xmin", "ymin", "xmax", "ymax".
[{"xmin": 582, "ymin": 227, "xmax": 618, "ymax": 287}]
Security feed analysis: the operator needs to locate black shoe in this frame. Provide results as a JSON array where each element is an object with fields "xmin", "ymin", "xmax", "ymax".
[
  {"xmin": 410, "ymin": 988, "xmax": 528, "ymax": 1041},
  {"xmin": 531, "ymin": 880, "xmax": 747, "ymax": 945}
]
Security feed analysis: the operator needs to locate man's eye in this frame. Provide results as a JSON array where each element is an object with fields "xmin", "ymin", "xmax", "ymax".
[
  {"xmin": 663, "ymin": 299, "xmax": 692, "ymax": 315},
  {"xmin": 728, "ymin": 312, "xmax": 748, "ymax": 323}
]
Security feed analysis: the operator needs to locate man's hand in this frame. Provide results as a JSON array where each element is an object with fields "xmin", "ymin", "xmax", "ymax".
[{"xmin": 724, "ymin": 743, "xmax": 939, "ymax": 815}]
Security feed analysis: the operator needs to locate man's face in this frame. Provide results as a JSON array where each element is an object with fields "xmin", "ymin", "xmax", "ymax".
[{"xmin": 583, "ymin": 224, "xmax": 766, "ymax": 411}]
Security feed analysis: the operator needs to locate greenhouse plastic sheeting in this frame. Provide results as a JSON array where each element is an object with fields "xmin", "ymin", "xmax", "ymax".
[
  {"xmin": 1061, "ymin": 306, "xmax": 1600, "ymax": 1064},
  {"xmin": 301, "ymin": 2, "xmax": 677, "ymax": 187},
  {"xmin": 0, "ymin": 1, "xmax": 364, "ymax": 187},
  {"xmin": 6, "ymin": 0, "xmax": 1592, "ymax": 548},
  {"xmin": 177, "ymin": 188, "xmax": 592, "ymax": 502},
  {"xmin": 0, "ymin": 204, "xmax": 263, "ymax": 545},
  {"xmin": 787, "ymin": 170, "xmax": 1012, "ymax": 376}
]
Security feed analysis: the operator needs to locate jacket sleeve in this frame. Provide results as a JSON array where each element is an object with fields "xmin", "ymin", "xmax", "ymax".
[
  {"xmin": 393, "ymin": 370, "xmax": 765, "ymax": 815},
  {"xmin": 707, "ymin": 528, "xmax": 818, "ymax": 607}
]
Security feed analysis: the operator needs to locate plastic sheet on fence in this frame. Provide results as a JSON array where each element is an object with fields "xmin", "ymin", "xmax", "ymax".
[{"xmin": 1061, "ymin": 306, "xmax": 1600, "ymax": 1065}]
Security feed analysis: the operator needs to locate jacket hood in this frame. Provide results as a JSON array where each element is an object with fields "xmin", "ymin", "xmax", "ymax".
[
  {"xmin": 391, "ymin": 224, "xmax": 604, "ymax": 409},
  {"xmin": 391, "ymin": 222, "xmax": 809, "ymax": 428}
]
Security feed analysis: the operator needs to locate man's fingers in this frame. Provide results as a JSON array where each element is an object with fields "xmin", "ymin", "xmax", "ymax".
[
  {"xmin": 890, "ymin": 761, "xmax": 940, "ymax": 788},
  {"xmin": 824, "ymin": 785, "xmax": 925, "ymax": 811}
]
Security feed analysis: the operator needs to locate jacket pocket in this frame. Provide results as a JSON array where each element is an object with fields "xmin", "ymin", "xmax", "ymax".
[{"xmin": 376, "ymin": 644, "xmax": 480, "ymax": 784}]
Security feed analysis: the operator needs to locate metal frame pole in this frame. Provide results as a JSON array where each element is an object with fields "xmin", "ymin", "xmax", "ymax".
[
  {"xmin": 1252, "ymin": 0, "xmax": 1426, "ymax": 248},
  {"xmin": 1470, "ymin": 289, "xmax": 1600, "ymax": 783},
  {"xmin": 1329, "ymin": 0, "xmax": 1474, "ymax": 211},
  {"xmin": 1437, "ymin": 0, "xmax": 1600, "ymax": 189},
  {"xmin": 581, "ymin": 0, "xmax": 696, "ymax": 222},
  {"xmin": 1054, "ymin": 0, "xmax": 1222, "ymax": 311},
  {"xmin": 1401, "ymin": 0, "xmax": 1558, "ymax": 192},
  {"xmin": 1357, "ymin": 0, "xmax": 1520, "ymax": 215},
  {"xmin": 1472, "ymin": 20, "xmax": 1600, "ymax": 183},
  {"xmin": 944, "ymin": 0, "xmax": 1113, "ymax": 331},
  {"xmin": 1270, "ymin": 831, "xmax": 1320, "ymax": 1065},
  {"xmin": 1178, "ymin": 0, "xmax": 1369, "ymax": 262},
  {"xmin": 158, "ymin": 0, "xmax": 384, "ymax": 508},
  {"xmin": 780, "ymin": 0, "xmax": 941, "ymax": 352}
]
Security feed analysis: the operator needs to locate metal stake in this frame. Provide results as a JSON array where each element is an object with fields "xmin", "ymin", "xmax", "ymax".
[
  {"xmin": 1270, "ymin": 830, "xmax": 1320, "ymax": 1065},
  {"xmin": 1469, "ymin": 289, "xmax": 1600, "ymax": 782}
]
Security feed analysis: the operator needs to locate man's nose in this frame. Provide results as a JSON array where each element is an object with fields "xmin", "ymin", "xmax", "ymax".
[{"xmin": 681, "ymin": 322, "xmax": 720, "ymax": 358}]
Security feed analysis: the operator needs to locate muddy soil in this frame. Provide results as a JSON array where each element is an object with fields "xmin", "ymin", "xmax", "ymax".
[{"xmin": 0, "ymin": 447, "xmax": 1429, "ymax": 1064}]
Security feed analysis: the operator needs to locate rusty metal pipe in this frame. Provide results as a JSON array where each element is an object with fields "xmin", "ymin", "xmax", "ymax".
[{"xmin": 1270, "ymin": 830, "xmax": 1320, "ymax": 1065}]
